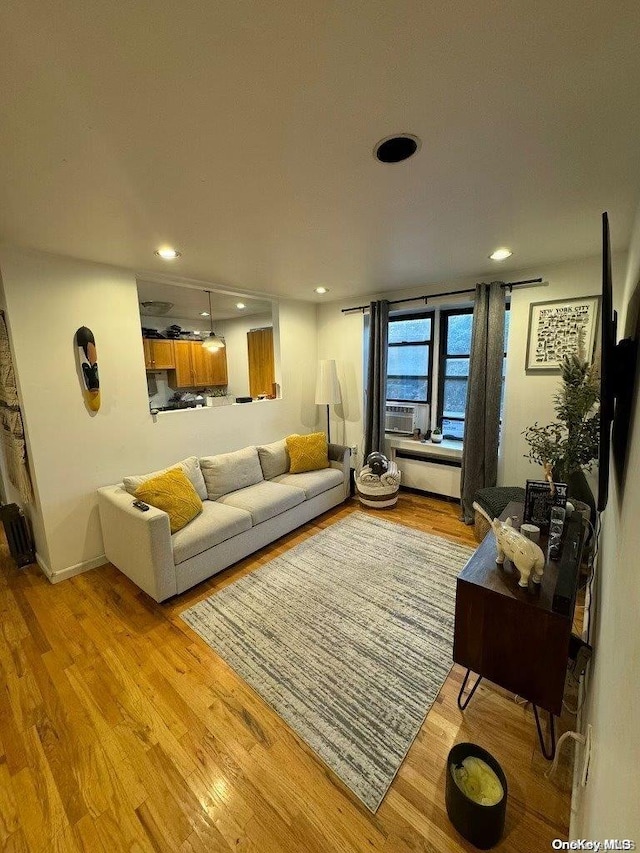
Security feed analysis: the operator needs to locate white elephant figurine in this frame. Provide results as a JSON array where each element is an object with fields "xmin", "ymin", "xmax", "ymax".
[{"xmin": 491, "ymin": 517, "xmax": 546, "ymax": 588}]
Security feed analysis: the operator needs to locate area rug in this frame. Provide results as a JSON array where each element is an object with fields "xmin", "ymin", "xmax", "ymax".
[{"xmin": 181, "ymin": 512, "xmax": 474, "ymax": 811}]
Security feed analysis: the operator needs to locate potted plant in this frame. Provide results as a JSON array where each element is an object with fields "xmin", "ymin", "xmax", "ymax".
[
  {"xmin": 206, "ymin": 387, "xmax": 233, "ymax": 407},
  {"xmin": 523, "ymin": 350, "xmax": 599, "ymax": 516},
  {"xmin": 431, "ymin": 426, "xmax": 443, "ymax": 444}
]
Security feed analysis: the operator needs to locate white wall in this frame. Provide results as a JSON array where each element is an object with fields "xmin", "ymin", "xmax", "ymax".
[
  {"xmin": 500, "ymin": 253, "xmax": 625, "ymax": 487},
  {"xmin": 0, "ymin": 246, "xmax": 318, "ymax": 579},
  {"xmin": 570, "ymin": 203, "xmax": 640, "ymax": 839}
]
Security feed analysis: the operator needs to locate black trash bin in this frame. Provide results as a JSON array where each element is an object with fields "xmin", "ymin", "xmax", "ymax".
[{"xmin": 445, "ymin": 742, "xmax": 507, "ymax": 849}]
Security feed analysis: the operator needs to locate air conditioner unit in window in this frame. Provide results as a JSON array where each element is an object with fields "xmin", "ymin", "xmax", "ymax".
[{"xmin": 385, "ymin": 404, "xmax": 416, "ymax": 435}]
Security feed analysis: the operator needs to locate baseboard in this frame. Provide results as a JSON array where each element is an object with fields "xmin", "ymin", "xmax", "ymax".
[{"xmin": 36, "ymin": 551, "xmax": 108, "ymax": 584}]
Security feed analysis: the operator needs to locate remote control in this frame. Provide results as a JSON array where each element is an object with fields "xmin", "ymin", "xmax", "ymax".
[{"xmin": 132, "ymin": 500, "xmax": 150, "ymax": 511}]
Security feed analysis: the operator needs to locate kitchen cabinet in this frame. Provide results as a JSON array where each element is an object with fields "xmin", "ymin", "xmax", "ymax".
[
  {"xmin": 247, "ymin": 327, "xmax": 274, "ymax": 397},
  {"xmin": 143, "ymin": 339, "xmax": 175, "ymax": 370},
  {"xmin": 169, "ymin": 341, "xmax": 228, "ymax": 388},
  {"xmin": 209, "ymin": 346, "xmax": 228, "ymax": 385}
]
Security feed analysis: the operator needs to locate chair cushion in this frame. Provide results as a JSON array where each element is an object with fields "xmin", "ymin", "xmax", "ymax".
[
  {"xmin": 218, "ymin": 481, "xmax": 305, "ymax": 525},
  {"xmin": 200, "ymin": 446, "xmax": 264, "ymax": 500},
  {"xmin": 256, "ymin": 439, "xmax": 289, "ymax": 479},
  {"xmin": 285, "ymin": 432, "xmax": 330, "ymax": 474},
  {"xmin": 171, "ymin": 500, "xmax": 252, "ymax": 565},
  {"xmin": 474, "ymin": 486, "xmax": 526, "ymax": 520},
  {"xmin": 272, "ymin": 468, "xmax": 343, "ymax": 499},
  {"xmin": 123, "ymin": 455, "xmax": 207, "ymax": 500},
  {"xmin": 134, "ymin": 468, "xmax": 203, "ymax": 534}
]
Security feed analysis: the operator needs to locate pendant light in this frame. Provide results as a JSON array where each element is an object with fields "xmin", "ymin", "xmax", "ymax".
[{"xmin": 201, "ymin": 291, "xmax": 225, "ymax": 351}]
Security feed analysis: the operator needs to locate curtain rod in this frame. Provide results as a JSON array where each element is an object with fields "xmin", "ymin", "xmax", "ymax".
[{"xmin": 340, "ymin": 277, "xmax": 544, "ymax": 314}]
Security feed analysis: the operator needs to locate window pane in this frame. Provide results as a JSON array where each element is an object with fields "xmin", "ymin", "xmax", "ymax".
[
  {"xmin": 388, "ymin": 317, "xmax": 431, "ymax": 344},
  {"xmin": 443, "ymin": 377, "xmax": 468, "ymax": 417},
  {"xmin": 504, "ymin": 309, "xmax": 511, "ymax": 352},
  {"xmin": 445, "ymin": 357, "xmax": 469, "ymax": 377},
  {"xmin": 446, "ymin": 313, "xmax": 473, "ymax": 355},
  {"xmin": 442, "ymin": 418, "xmax": 465, "ymax": 440},
  {"xmin": 387, "ymin": 377, "xmax": 428, "ymax": 402},
  {"xmin": 387, "ymin": 344, "xmax": 428, "ymax": 376}
]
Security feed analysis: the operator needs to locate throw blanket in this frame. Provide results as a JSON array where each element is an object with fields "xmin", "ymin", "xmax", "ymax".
[
  {"xmin": 380, "ymin": 461, "xmax": 401, "ymax": 486},
  {"xmin": 357, "ymin": 466, "xmax": 380, "ymax": 484}
]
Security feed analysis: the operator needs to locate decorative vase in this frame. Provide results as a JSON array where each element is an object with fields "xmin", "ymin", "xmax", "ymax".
[{"xmin": 556, "ymin": 465, "xmax": 596, "ymax": 525}]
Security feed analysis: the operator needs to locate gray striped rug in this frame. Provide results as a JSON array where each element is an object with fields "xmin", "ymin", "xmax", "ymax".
[{"xmin": 181, "ymin": 512, "xmax": 474, "ymax": 811}]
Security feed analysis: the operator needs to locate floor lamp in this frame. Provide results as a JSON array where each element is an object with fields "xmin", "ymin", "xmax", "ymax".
[{"xmin": 315, "ymin": 359, "xmax": 341, "ymax": 444}]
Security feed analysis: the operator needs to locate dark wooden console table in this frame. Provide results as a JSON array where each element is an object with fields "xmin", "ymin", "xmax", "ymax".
[{"xmin": 453, "ymin": 501, "xmax": 585, "ymax": 759}]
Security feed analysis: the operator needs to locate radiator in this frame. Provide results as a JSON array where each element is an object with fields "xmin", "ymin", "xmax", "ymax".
[{"xmin": 0, "ymin": 503, "xmax": 35, "ymax": 568}]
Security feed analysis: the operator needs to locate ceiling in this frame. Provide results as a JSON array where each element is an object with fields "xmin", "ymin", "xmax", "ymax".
[
  {"xmin": 137, "ymin": 279, "xmax": 272, "ymax": 322},
  {"xmin": 1, "ymin": 1, "xmax": 640, "ymax": 301}
]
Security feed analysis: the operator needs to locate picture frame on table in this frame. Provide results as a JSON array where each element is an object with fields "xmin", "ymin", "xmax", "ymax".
[
  {"xmin": 523, "ymin": 480, "xmax": 568, "ymax": 531},
  {"xmin": 525, "ymin": 296, "xmax": 600, "ymax": 373}
]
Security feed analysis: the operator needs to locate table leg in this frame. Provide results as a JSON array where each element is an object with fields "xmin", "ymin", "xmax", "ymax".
[
  {"xmin": 533, "ymin": 705, "xmax": 556, "ymax": 760},
  {"xmin": 457, "ymin": 669, "xmax": 483, "ymax": 711}
]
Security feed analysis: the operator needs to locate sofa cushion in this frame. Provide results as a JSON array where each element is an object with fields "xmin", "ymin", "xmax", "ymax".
[
  {"xmin": 200, "ymin": 447, "xmax": 264, "ymax": 500},
  {"xmin": 271, "ymin": 467, "xmax": 344, "ymax": 500},
  {"xmin": 218, "ymin": 481, "xmax": 305, "ymax": 525},
  {"xmin": 256, "ymin": 439, "xmax": 289, "ymax": 480},
  {"xmin": 134, "ymin": 468, "xmax": 203, "ymax": 534},
  {"xmin": 286, "ymin": 432, "xmax": 330, "ymax": 474},
  {"xmin": 171, "ymin": 500, "xmax": 252, "ymax": 565},
  {"xmin": 123, "ymin": 455, "xmax": 207, "ymax": 500}
]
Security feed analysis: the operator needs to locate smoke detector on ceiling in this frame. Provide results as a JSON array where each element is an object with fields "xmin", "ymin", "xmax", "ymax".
[{"xmin": 140, "ymin": 301, "xmax": 174, "ymax": 316}]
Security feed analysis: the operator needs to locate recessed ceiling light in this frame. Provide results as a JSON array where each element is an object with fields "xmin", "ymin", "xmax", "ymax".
[
  {"xmin": 314, "ymin": 287, "xmax": 329, "ymax": 294},
  {"xmin": 489, "ymin": 247, "xmax": 513, "ymax": 261},
  {"xmin": 236, "ymin": 302, "xmax": 246, "ymax": 309},
  {"xmin": 199, "ymin": 311, "xmax": 210, "ymax": 317},
  {"xmin": 155, "ymin": 247, "xmax": 181, "ymax": 260},
  {"xmin": 374, "ymin": 134, "xmax": 421, "ymax": 164}
]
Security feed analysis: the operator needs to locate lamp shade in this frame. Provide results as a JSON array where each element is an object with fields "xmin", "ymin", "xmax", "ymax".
[
  {"xmin": 315, "ymin": 359, "xmax": 341, "ymax": 404},
  {"xmin": 202, "ymin": 333, "xmax": 225, "ymax": 351}
]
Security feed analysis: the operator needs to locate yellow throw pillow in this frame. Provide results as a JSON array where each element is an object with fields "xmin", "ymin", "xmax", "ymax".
[
  {"xmin": 286, "ymin": 432, "xmax": 330, "ymax": 474},
  {"xmin": 134, "ymin": 467, "xmax": 202, "ymax": 534}
]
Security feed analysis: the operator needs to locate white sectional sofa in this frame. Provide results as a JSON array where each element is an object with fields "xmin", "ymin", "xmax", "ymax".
[{"xmin": 97, "ymin": 440, "xmax": 350, "ymax": 602}]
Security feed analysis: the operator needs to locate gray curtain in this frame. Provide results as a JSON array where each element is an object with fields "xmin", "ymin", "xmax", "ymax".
[
  {"xmin": 460, "ymin": 282, "xmax": 506, "ymax": 523},
  {"xmin": 364, "ymin": 300, "xmax": 389, "ymax": 458}
]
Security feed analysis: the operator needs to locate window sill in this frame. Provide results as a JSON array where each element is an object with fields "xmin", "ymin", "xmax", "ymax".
[{"xmin": 385, "ymin": 435, "xmax": 463, "ymax": 458}]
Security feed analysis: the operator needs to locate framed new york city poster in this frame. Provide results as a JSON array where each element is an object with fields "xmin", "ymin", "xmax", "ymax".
[{"xmin": 525, "ymin": 296, "xmax": 600, "ymax": 372}]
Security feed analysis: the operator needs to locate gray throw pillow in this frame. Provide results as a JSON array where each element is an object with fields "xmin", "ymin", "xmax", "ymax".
[
  {"xmin": 256, "ymin": 440, "xmax": 289, "ymax": 480},
  {"xmin": 123, "ymin": 456, "xmax": 207, "ymax": 500},
  {"xmin": 200, "ymin": 446, "xmax": 264, "ymax": 500}
]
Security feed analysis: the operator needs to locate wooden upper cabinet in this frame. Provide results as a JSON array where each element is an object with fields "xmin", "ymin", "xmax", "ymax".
[
  {"xmin": 143, "ymin": 338, "xmax": 175, "ymax": 370},
  {"xmin": 169, "ymin": 341, "xmax": 228, "ymax": 388},
  {"xmin": 191, "ymin": 342, "xmax": 214, "ymax": 386},
  {"xmin": 171, "ymin": 341, "xmax": 194, "ymax": 387},
  {"xmin": 209, "ymin": 347, "xmax": 228, "ymax": 385},
  {"xmin": 248, "ymin": 328, "xmax": 275, "ymax": 397}
]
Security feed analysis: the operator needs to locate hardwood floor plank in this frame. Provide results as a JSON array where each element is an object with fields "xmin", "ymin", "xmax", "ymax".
[{"xmin": 0, "ymin": 760, "xmax": 20, "ymax": 845}]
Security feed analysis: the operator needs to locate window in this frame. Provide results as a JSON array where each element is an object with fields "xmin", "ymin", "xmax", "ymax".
[
  {"xmin": 384, "ymin": 304, "xmax": 511, "ymax": 442},
  {"xmin": 436, "ymin": 307, "xmax": 510, "ymax": 440},
  {"xmin": 386, "ymin": 312, "xmax": 434, "ymax": 403}
]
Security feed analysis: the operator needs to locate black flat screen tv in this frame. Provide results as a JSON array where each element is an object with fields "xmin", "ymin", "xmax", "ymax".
[{"xmin": 598, "ymin": 212, "xmax": 638, "ymax": 512}]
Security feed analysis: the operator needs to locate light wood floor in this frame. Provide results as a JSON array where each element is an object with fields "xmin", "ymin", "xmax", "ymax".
[{"xmin": 0, "ymin": 493, "xmax": 577, "ymax": 852}]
